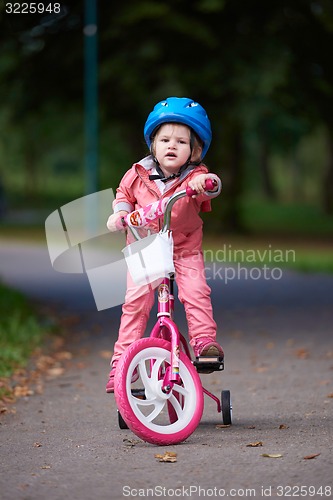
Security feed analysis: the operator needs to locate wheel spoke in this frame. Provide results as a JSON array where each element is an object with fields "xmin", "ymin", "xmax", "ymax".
[
  {"xmin": 172, "ymin": 383, "xmax": 189, "ymax": 398},
  {"xmin": 151, "ymin": 356, "xmax": 166, "ymax": 382},
  {"xmin": 145, "ymin": 400, "xmax": 166, "ymax": 423},
  {"xmin": 168, "ymin": 393, "xmax": 183, "ymax": 419},
  {"xmin": 137, "ymin": 356, "xmax": 166, "ymax": 397},
  {"xmin": 131, "ymin": 394, "xmax": 166, "ymax": 422},
  {"xmin": 130, "ymin": 395, "xmax": 157, "ymax": 406},
  {"xmin": 137, "ymin": 358, "xmax": 154, "ymax": 393}
]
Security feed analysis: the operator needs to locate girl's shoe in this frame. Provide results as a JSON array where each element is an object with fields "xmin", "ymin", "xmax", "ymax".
[
  {"xmin": 193, "ymin": 337, "xmax": 224, "ymax": 374},
  {"xmin": 193, "ymin": 337, "xmax": 224, "ymax": 359},
  {"xmin": 106, "ymin": 364, "xmax": 139, "ymax": 393}
]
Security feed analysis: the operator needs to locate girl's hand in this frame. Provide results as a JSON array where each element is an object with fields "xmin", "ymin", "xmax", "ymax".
[
  {"xmin": 107, "ymin": 211, "xmax": 128, "ymax": 232},
  {"xmin": 187, "ymin": 174, "xmax": 217, "ymax": 197}
]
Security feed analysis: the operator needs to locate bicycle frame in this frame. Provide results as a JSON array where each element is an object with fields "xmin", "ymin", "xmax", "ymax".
[{"xmin": 150, "ymin": 275, "xmax": 193, "ymax": 393}]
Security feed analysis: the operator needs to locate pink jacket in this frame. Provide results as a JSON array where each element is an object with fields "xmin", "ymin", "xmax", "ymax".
[{"xmin": 113, "ymin": 156, "xmax": 221, "ymax": 259}]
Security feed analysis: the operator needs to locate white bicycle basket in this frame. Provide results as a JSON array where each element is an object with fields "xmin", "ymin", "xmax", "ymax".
[{"xmin": 122, "ymin": 230, "xmax": 175, "ymax": 286}]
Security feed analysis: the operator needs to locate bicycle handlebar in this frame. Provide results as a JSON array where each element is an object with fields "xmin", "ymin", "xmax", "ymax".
[
  {"xmin": 118, "ymin": 178, "xmax": 219, "ymax": 239},
  {"xmin": 185, "ymin": 178, "xmax": 216, "ymax": 197}
]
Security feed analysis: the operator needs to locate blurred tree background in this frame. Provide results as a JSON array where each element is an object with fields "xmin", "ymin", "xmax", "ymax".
[{"xmin": 1, "ymin": 0, "xmax": 333, "ymax": 238}]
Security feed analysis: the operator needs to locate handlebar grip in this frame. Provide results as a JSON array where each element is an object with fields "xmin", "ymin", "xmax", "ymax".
[
  {"xmin": 185, "ymin": 178, "xmax": 216, "ymax": 197},
  {"xmin": 117, "ymin": 197, "xmax": 168, "ymax": 229}
]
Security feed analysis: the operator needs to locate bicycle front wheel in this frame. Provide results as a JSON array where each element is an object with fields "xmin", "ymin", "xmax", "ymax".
[{"xmin": 114, "ymin": 337, "xmax": 204, "ymax": 445}]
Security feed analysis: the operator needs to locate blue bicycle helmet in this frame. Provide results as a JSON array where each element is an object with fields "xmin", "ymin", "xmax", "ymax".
[{"xmin": 144, "ymin": 97, "xmax": 212, "ymax": 158}]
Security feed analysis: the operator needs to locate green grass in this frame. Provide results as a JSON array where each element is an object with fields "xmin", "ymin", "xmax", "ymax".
[
  {"xmin": 241, "ymin": 198, "xmax": 333, "ymax": 237},
  {"xmin": 203, "ymin": 235, "xmax": 333, "ymax": 274},
  {"xmin": 0, "ymin": 225, "xmax": 47, "ymax": 243},
  {"xmin": 0, "ymin": 283, "xmax": 52, "ymax": 378}
]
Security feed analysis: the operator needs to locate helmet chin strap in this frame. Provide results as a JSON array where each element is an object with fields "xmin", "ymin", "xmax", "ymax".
[{"xmin": 148, "ymin": 156, "xmax": 192, "ymax": 183}]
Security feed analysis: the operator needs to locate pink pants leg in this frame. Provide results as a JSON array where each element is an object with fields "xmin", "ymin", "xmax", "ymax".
[
  {"xmin": 112, "ymin": 274, "xmax": 155, "ymax": 364},
  {"xmin": 174, "ymin": 253, "xmax": 217, "ymax": 346}
]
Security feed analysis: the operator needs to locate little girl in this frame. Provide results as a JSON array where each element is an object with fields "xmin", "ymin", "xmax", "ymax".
[{"xmin": 106, "ymin": 97, "xmax": 223, "ymax": 392}]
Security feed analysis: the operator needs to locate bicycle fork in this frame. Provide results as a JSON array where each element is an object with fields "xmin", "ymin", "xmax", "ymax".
[{"xmin": 150, "ymin": 277, "xmax": 181, "ymax": 393}]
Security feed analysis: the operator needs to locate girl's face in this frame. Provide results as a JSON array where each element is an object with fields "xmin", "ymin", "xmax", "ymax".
[{"xmin": 153, "ymin": 123, "xmax": 199, "ymax": 175}]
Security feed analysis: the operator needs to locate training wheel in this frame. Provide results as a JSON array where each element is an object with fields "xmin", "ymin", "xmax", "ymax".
[
  {"xmin": 221, "ymin": 390, "xmax": 232, "ymax": 425},
  {"xmin": 118, "ymin": 410, "xmax": 129, "ymax": 430}
]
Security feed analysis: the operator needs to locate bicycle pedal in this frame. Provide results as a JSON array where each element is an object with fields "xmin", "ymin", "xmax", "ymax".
[{"xmin": 193, "ymin": 356, "xmax": 224, "ymax": 373}]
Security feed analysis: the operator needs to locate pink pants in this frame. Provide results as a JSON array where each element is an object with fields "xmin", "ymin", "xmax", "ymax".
[{"xmin": 112, "ymin": 253, "xmax": 217, "ymax": 364}]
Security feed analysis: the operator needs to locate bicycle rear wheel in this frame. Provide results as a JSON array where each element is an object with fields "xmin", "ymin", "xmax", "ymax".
[{"xmin": 114, "ymin": 337, "xmax": 204, "ymax": 445}]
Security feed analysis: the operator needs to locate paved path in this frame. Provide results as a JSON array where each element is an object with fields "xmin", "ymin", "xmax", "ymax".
[{"xmin": 0, "ymin": 241, "xmax": 332, "ymax": 500}]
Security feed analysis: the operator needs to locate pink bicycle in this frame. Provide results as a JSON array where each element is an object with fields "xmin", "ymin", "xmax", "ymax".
[{"xmin": 114, "ymin": 179, "xmax": 232, "ymax": 445}]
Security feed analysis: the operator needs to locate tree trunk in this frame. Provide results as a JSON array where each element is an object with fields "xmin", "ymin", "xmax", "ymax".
[
  {"xmin": 220, "ymin": 123, "xmax": 245, "ymax": 232},
  {"xmin": 323, "ymin": 127, "xmax": 333, "ymax": 215},
  {"xmin": 24, "ymin": 140, "xmax": 38, "ymax": 203},
  {"xmin": 259, "ymin": 131, "xmax": 277, "ymax": 200}
]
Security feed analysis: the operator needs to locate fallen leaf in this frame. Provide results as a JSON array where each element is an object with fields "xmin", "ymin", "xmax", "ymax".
[
  {"xmin": 326, "ymin": 393, "xmax": 333, "ymax": 398},
  {"xmin": 294, "ymin": 348, "xmax": 309, "ymax": 359},
  {"xmin": 123, "ymin": 438, "xmax": 141, "ymax": 448},
  {"xmin": 59, "ymin": 315, "xmax": 80, "ymax": 327},
  {"xmin": 155, "ymin": 451, "xmax": 177, "ymax": 463},
  {"xmin": 35, "ymin": 384, "xmax": 44, "ymax": 395},
  {"xmin": 279, "ymin": 424, "xmax": 289, "ymax": 429},
  {"xmin": 216, "ymin": 424, "xmax": 231, "ymax": 429},
  {"xmin": 246, "ymin": 425, "xmax": 256, "ymax": 429},
  {"xmin": 41, "ymin": 465, "xmax": 51, "ymax": 469},
  {"xmin": 51, "ymin": 336, "xmax": 65, "ymax": 349},
  {"xmin": 1, "ymin": 394, "xmax": 16, "ymax": 404},
  {"xmin": 266, "ymin": 342, "xmax": 275, "ymax": 349},
  {"xmin": 13, "ymin": 368, "xmax": 28, "ymax": 378},
  {"xmin": 14, "ymin": 386, "xmax": 34, "ymax": 397},
  {"xmin": 54, "ymin": 351, "xmax": 72, "ymax": 361},
  {"xmin": 36, "ymin": 355, "xmax": 56, "ymax": 370},
  {"xmin": 247, "ymin": 441, "xmax": 263, "ymax": 447},
  {"xmin": 99, "ymin": 350, "xmax": 113, "ymax": 360},
  {"xmin": 262, "ymin": 453, "xmax": 283, "ymax": 458},
  {"xmin": 47, "ymin": 367, "xmax": 65, "ymax": 378},
  {"xmin": 255, "ymin": 366, "xmax": 269, "ymax": 373},
  {"xmin": 76, "ymin": 362, "xmax": 87, "ymax": 370},
  {"xmin": 33, "ymin": 442, "xmax": 42, "ymax": 448},
  {"xmin": 304, "ymin": 453, "xmax": 320, "ymax": 460}
]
